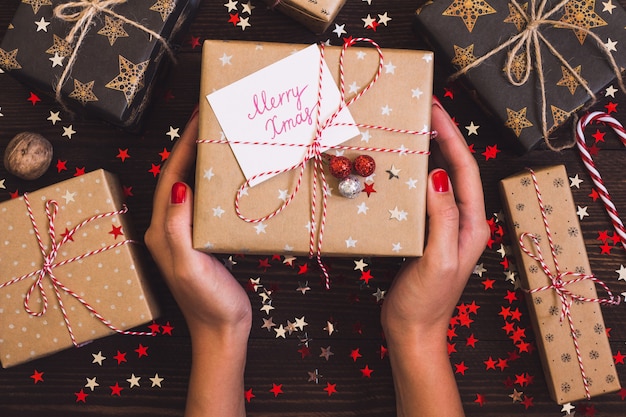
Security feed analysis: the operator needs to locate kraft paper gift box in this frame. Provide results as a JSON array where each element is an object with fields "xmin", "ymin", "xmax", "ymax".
[
  {"xmin": 193, "ymin": 39, "xmax": 433, "ymax": 258},
  {"xmin": 500, "ymin": 165, "xmax": 621, "ymax": 404},
  {"xmin": 0, "ymin": 170, "xmax": 159, "ymax": 368},
  {"xmin": 415, "ymin": 0, "xmax": 626, "ymax": 152},
  {"xmin": 0, "ymin": 0, "xmax": 200, "ymax": 131},
  {"xmin": 263, "ymin": 0, "xmax": 346, "ymax": 33}
]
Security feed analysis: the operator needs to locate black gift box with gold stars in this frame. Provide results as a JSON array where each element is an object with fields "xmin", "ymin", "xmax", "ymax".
[
  {"xmin": 0, "ymin": 0, "xmax": 199, "ymax": 131},
  {"xmin": 415, "ymin": 0, "xmax": 626, "ymax": 152}
]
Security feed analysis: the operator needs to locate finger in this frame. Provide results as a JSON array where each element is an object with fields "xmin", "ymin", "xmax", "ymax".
[
  {"xmin": 151, "ymin": 107, "xmax": 200, "ymax": 226},
  {"xmin": 421, "ymin": 169, "xmax": 459, "ymax": 271},
  {"xmin": 164, "ymin": 182, "xmax": 198, "ymax": 270}
]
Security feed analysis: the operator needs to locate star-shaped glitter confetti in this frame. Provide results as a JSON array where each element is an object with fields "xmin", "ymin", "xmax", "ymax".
[
  {"xmin": 49, "ymin": 52, "xmax": 64, "ymax": 67},
  {"xmin": 150, "ymin": 373, "xmax": 164, "ymax": 387},
  {"xmin": 556, "ymin": 65, "xmax": 583, "ymax": 95},
  {"xmin": 92, "ymin": 351, "xmax": 106, "ymax": 365},
  {"xmin": 127, "ymin": 374, "xmax": 141, "ymax": 388},
  {"xmin": 105, "ymin": 55, "xmax": 149, "ymax": 104},
  {"xmin": 46, "ymin": 34, "xmax": 73, "ymax": 57},
  {"xmin": 85, "ymin": 377, "xmax": 99, "ymax": 391},
  {"xmin": 34, "ymin": 16, "xmax": 50, "ymax": 32},
  {"xmin": 0, "ymin": 47, "xmax": 21, "ymax": 70},
  {"xmin": 465, "ymin": 121, "xmax": 479, "ymax": 135},
  {"xmin": 166, "ymin": 126, "xmax": 180, "ymax": 140},
  {"xmin": 62, "ymin": 125, "xmax": 76, "ymax": 139},
  {"xmin": 443, "ymin": 0, "xmax": 497, "ymax": 32}
]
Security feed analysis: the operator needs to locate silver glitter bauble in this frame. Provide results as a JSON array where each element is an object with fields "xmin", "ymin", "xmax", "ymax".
[{"xmin": 338, "ymin": 175, "xmax": 363, "ymax": 199}]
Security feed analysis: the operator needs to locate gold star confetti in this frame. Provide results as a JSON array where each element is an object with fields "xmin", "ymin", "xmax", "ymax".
[
  {"xmin": 68, "ymin": 79, "xmax": 98, "ymax": 105},
  {"xmin": 97, "ymin": 16, "xmax": 129, "ymax": 46},
  {"xmin": 150, "ymin": 0, "xmax": 176, "ymax": 21},
  {"xmin": 451, "ymin": 44, "xmax": 477, "ymax": 68},
  {"xmin": 503, "ymin": 1, "xmax": 528, "ymax": 31},
  {"xmin": 559, "ymin": 0, "xmax": 607, "ymax": 44},
  {"xmin": 505, "ymin": 107, "xmax": 533, "ymax": 137},
  {"xmin": 46, "ymin": 34, "xmax": 73, "ymax": 57},
  {"xmin": 442, "ymin": 0, "xmax": 497, "ymax": 32},
  {"xmin": 0, "ymin": 48, "xmax": 21, "ymax": 71},
  {"xmin": 556, "ymin": 65, "xmax": 583, "ymax": 95},
  {"xmin": 550, "ymin": 105, "xmax": 572, "ymax": 129},
  {"xmin": 105, "ymin": 55, "xmax": 149, "ymax": 104},
  {"xmin": 22, "ymin": 0, "xmax": 52, "ymax": 14},
  {"xmin": 505, "ymin": 49, "xmax": 530, "ymax": 82}
]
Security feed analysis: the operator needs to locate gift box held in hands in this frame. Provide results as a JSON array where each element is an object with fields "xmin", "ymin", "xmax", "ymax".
[
  {"xmin": 263, "ymin": 0, "xmax": 347, "ymax": 33},
  {"xmin": 415, "ymin": 0, "xmax": 626, "ymax": 152},
  {"xmin": 193, "ymin": 39, "xmax": 433, "ymax": 262},
  {"xmin": 500, "ymin": 165, "xmax": 621, "ymax": 404},
  {"xmin": 0, "ymin": 0, "xmax": 199, "ymax": 131},
  {"xmin": 0, "ymin": 170, "xmax": 159, "ymax": 368}
]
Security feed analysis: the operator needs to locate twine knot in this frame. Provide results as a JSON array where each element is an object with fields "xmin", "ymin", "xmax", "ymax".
[{"xmin": 451, "ymin": 0, "xmax": 625, "ymax": 151}]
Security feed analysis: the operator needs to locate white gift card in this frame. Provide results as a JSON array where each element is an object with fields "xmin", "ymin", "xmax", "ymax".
[{"xmin": 207, "ymin": 44, "xmax": 360, "ymax": 187}]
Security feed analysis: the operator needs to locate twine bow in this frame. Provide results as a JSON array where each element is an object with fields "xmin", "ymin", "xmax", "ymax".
[
  {"xmin": 451, "ymin": 0, "xmax": 625, "ymax": 151},
  {"xmin": 0, "ymin": 194, "xmax": 153, "ymax": 347},
  {"xmin": 518, "ymin": 168, "xmax": 620, "ymax": 399},
  {"xmin": 198, "ymin": 38, "xmax": 433, "ymax": 289},
  {"xmin": 52, "ymin": 0, "xmax": 175, "ymax": 111}
]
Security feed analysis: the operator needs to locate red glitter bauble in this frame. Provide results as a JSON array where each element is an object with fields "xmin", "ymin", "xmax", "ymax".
[
  {"xmin": 353, "ymin": 155, "xmax": 376, "ymax": 177},
  {"xmin": 328, "ymin": 155, "xmax": 352, "ymax": 179}
]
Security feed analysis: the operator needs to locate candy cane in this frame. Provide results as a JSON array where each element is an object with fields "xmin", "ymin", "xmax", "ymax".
[{"xmin": 576, "ymin": 111, "xmax": 626, "ymax": 251}]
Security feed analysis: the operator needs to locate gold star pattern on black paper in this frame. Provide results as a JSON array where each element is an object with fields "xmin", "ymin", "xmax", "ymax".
[
  {"xmin": 442, "ymin": 0, "xmax": 497, "ymax": 32},
  {"xmin": 504, "ymin": 49, "xmax": 530, "ymax": 82},
  {"xmin": 22, "ymin": 0, "xmax": 52, "ymax": 14},
  {"xmin": 505, "ymin": 107, "xmax": 533, "ymax": 137},
  {"xmin": 97, "ymin": 16, "xmax": 129, "ymax": 46},
  {"xmin": 551, "ymin": 105, "xmax": 571, "ymax": 128},
  {"xmin": 556, "ymin": 65, "xmax": 583, "ymax": 95},
  {"xmin": 68, "ymin": 79, "xmax": 98, "ymax": 105},
  {"xmin": 150, "ymin": 0, "xmax": 176, "ymax": 21},
  {"xmin": 0, "ymin": 48, "xmax": 21, "ymax": 71},
  {"xmin": 503, "ymin": 1, "xmax": 528, "ymax": 31},
  {"xmin": 46, "ymin": 34, "xmax": 73, "ymax": 57},
  {"xmin": 105, "ymin": 55, "xmax": 149, "ymax": 104},
  {"xmin": 559, "ymin": 0, "xmax": 607, "ymax": 44},
  {"xmin": 451, "ymin": 44, "xmax": 477, "ymax": 68}
]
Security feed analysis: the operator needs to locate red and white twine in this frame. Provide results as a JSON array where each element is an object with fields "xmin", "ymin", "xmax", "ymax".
[
  {"xmin": 198, "ymin": 38, "xmax": 433, "ymax": 288},
  {"xmin": 0, "ymin": 194, "xmax": 154, "ymax": 347},
  {"xmin": 576, "ymin": 111, "xmax": 626, "ymax": 251},
  {"xmin": 519, "ymin": 168, "xmax": 620, "ymax": 399}
]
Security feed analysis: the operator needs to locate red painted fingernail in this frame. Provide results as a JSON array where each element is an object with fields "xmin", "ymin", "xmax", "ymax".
[
  {"xmin": 171, "ymin": 182, "xmax": 187, "ymax": 204},
  {"xmin": 432, "ymin": 95, "xmax": 444, "ymax": 110},
  {"xmin": 432, "ymin": 170, "xmax": 449, "ymax": 193}
]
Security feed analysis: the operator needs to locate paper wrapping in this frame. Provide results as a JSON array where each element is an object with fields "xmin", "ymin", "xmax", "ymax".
[
  {"xmin": 0, "ymin": 0, "xmax": 199, "ymax": 131},
  {"xmin": 500, "ymin": 165, "xmax": 621, "ymax": 404},
  {"xmin": 264, "ymin": 0, "xmax": 346, "ymax": 33},
  {"xmin": 193, "ymin": 40, "xmax": 433, "ymax": 257},
  {"xmin": 415, "ymin": 0, "xmax": 626, "ymax": 152},
  {"xmin": 0, "ymin": 170, "xmax": 159, "ymax": 368}
]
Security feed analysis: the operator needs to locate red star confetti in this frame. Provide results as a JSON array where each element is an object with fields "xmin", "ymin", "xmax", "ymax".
[
  {"xmin": 161, "ymin": 321, "xmax": 174, "ymax": 335},
  {"xmin": 454, "ymin": 361, "xmax": 468, "ymax": 375},
  {"xmin": 30, "ymin": 370, "xmax": 44, "ymax": 384},
  {"xmin": 113, "ymin": 350, "xmax": 127, "ymax": 365},
  {"xmin": 269, "ymin": 383, "xmax": 283, "ymax": 397},
  {"xmin": 74, "ymin": 389, "xmax": 88, "ymax": 403},
  {"xmin": 27, "ymin": 92, "xmax": 41, "ymax": 105},
  {"xmin": 56, "ymin": 159, "xmax": 67, "ymax": 172},
  {"xmin": 74, "ymin": 167, "xmax": 85, "ymax": 177},
  {"xmin": 605, "ymin": 101, "xmax": 618, "ymax": 113},
  {"xmin": 323, "ymin": 382, "xmax": 338, "ymax": 396},
  {"xmin": 244, "ymin": 388, "xmax": 255, "ymax": 403},
  {"xmin": 360, "ymin": 365, "xmax": 374, "ymax": 378},
  {"xmin": 188, "ymin": 34, "xmax": 201, "ymax": 49},
  {"xmin": 158, "ymin": 147, "xmax": 170, "ymax": 161},
  {"xmin": 613, "ymin": 351, "xmax": 625, "ymax": 365},
  {"xmin": 122, "ymin": 185, "xmax": 133, "ymax": 197},
  {"xmin": 591, "ymin": 129, "xmax": 606, "ymax": 143},
  {"xmin": 116, "ymin": 148, "xmax": 130, "ymax": 162},
  {"xmin": 135, "ymin": 344, "xmax": 149, "ymax": 358},
  {"xmin": 474, "ymin": 393, "xmax": 486, "ymax": 406},
  {"xmin": 482, "ymin": 144, "xmax": 500, "ymax": 160},
  {"xmin": 109, "ymin": 382, "xmax": 123, "ymax": 396}
]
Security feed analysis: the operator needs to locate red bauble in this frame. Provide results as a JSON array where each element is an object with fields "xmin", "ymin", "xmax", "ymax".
[
  {"xmin": 328, "ymin": 155, "xmax": 352, "ymax": 179},
  {"xmin": 353, "ymin": 155, "xmax": 376, "ymax": 177}
]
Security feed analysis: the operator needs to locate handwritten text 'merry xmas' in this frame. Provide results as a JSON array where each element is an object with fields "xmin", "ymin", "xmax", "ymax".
[{"xmin": 247, "ymin": 84, "xmax": 315, "ymax": 141}]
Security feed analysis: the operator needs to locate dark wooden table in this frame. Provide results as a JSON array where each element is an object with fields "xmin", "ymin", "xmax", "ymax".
[{"xmin": 1, "ymin": 0, "xmax": 626, "ymax": 416}]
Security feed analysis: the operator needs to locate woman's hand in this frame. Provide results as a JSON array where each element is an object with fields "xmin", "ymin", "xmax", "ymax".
[
  {"xmin": 381, "ymin": 99, "xmax": 490, "ymax": 417},
  {"xmin": 144, "ymin": 108, "xmax": 251, "ymax": 417}
]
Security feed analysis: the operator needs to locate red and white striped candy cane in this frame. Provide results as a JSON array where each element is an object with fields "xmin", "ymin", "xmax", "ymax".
[{"xmin": 576, "ymin": 111, "xmax": 626, "ymax": 251}]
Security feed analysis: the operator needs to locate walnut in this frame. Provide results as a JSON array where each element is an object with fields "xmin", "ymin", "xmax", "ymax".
[{"xmin": 3, "ymin": 132, "xmax": 53, "ymax": 180}]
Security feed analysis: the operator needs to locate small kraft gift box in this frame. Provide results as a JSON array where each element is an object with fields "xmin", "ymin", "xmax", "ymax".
[
  {"xmin": 0, "ymin": 170, "xmax": 159, "ymax": 368},
  {"xmin": 415, "ymin": 0, "xmax": 626, "ymax": 152},
  {"xmin": 262, "ymin": 0, "xmax": 347, "ymax": 33},
  {"xmin": 500, "ymin": 165, "xmax": 621, "ymax": 403},
  {"xmin": 0, "ymin": 0, "xmax": 200, "ymax": 131},
  {"xmin": 193, "ymin": 39, "xmax": 434, "ymax": 272}
]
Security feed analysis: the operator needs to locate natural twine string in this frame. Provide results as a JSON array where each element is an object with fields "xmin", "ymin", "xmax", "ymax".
[
  {"xmin": 52, "ymin": 0, "xmax": 175, "ymax": 113},
  {"xmin": 450, "ymin": 0, "xmax": 625, "ymax": 151}
]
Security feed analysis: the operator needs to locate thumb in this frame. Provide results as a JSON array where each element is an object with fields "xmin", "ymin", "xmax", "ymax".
[
  {"xmin": 164, "ymin": 181, "xmax": 195, "ymax": 262},
  {"xmin": 422, "ymin": 169, "xmax": 460, "ymax": 263}
]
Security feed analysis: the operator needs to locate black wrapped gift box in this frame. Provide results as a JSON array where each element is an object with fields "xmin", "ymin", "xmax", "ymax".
[
  {"xmin": 0, "ymin": 0, "xmax": 199, "ymax": 131},
  {"xmin": 414, "ymin": 0, "xmax": 626, "ymax": 152}
]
